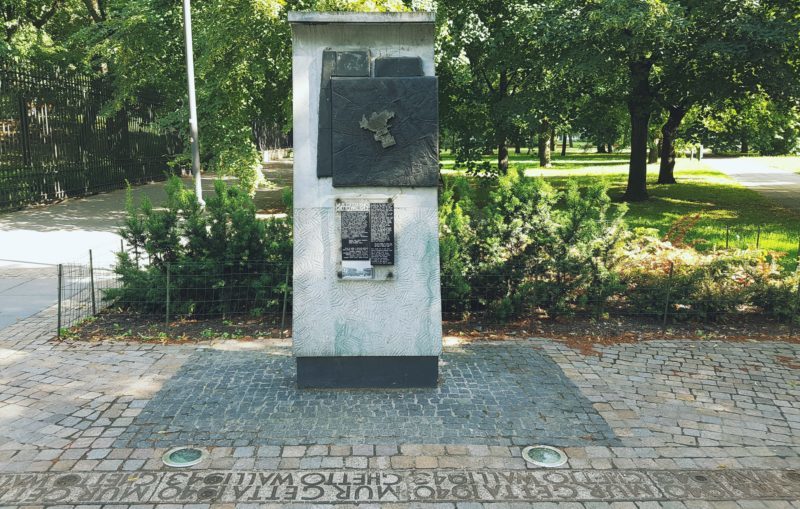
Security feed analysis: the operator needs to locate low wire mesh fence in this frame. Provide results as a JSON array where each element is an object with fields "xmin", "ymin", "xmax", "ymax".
[
  {"xmin": 440, "ymin": 260, "xmax": 800, "ymax": 333},
  {"xmin": 49, "ymin": 224, "xmax": 800, "ymax": 340},
  {"xmin": 57, "ymin": 257, "xmax": 292, "ymax": 339},
  {"xmin": 58, "ymin": 262, "xmax": 118, "ymax": 331},
  {"xmin": 53, "ymin": 259, "xmax": 800, "ymax": 340}
]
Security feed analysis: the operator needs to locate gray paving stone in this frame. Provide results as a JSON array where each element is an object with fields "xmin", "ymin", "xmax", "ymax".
[{"xmin": 113, "ymin": 343, "xmax": 618, "ymax": 449}]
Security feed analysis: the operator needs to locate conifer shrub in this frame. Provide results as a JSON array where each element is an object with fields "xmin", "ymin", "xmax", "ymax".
[{"xmin": 108, "ymin": 176, "xmax": 291, "ymax": 317}]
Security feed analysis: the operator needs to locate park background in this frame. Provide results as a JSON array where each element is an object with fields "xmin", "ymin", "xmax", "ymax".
[{"xmin": 2, "ymin": 0, "xmax": 800, "ymax": 341}]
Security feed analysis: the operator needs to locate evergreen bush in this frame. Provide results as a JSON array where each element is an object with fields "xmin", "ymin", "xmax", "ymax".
[{"xmin": 107, "ymin": 176, "xmax": 291, "ymax": 317}]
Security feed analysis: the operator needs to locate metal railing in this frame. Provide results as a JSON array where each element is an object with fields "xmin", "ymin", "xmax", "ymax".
[{"xmin": 0, "ymin": 63, "xmax": 180, "ymax": 211}]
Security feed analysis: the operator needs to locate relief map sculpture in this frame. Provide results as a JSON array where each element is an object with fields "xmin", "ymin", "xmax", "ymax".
[
  {"xmin": 331, "ymin": 77, "xmax": 438, "ymax": 187},
  {"xmin": 360, "ymin": 110, "xmax": 396, "ymax": 148}
]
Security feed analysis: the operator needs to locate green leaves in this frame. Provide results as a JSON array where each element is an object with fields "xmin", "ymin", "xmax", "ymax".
[{"xmin": 439, "ymin": 171, "xmax": 629, "ymax": 319}]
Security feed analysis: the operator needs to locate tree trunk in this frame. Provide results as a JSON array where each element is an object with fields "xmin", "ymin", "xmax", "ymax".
[
  {"xmin": 648, "ymin": 142, "xmax": 658, "ymax": 164},
  {"xmin": 561, "ymin": 133, "xmax": 567, "ymax": 157},
  {"xmin": 597, "ymin": 144, "xmax": 606, "ymax": 153},
  {"xmin": 623, "ymin": 60, "xmax": 654, "ymax": 202},
  {"xmin": 514, "ymin": 144, "xmax": 521, "ymax": 154},
  {"xmin": 658, "ymin": 105, "xmax": 688, "ymax": 184},
  {"xmin": 607, "ymin": 143, "xmax": 613, "ymax": 153},
  {"xmin": 498, "ymin": 141, "xmax": 509, "ymax": 175},
  {"xmin": 549, "ymin": 127, "xmax": 556, "ymax": 153},
  {"xmin": 626, "ymin": 111, "xmax": 650, "ymax": 200},
  {"xmin": 568, "ymin": 134, "xmax": 573, "ymax": 148},
  {"xmin": 538, "ymin": 123, "xmax": 551, "ymax": 167},
  {"xmin": 741, "ymin": 137, "xmax": 749, "ymax": 154}
]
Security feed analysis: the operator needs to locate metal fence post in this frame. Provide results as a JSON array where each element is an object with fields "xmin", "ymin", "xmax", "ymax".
[
  {"xmin": 662, "ymin": 261, "xmax": 674, "ymax": 330},
  {"xmin": 89, "ymin": 250, "xmax": 97, "ymax": 315},
  {"xmin": 17, "ymin": 94, "xmax": 31, "ymax": 167},
  {"xmin": 791, "ymin": 260, "xmax": 800, "ymax": 336},
  {"xmin": 165, "ymin": 263, "xmax": 171, "ymax": 331},
  {"xmin": 725, "ymin": 225, "xmax": 730, "ymax": 249},
  {"xmin": 57, "ymin": 264, "xmax": 63, "ymax": 339},
  {"xmin": 756, "ymin": 226, "xmax": 761, "ymax": 249},
  {"xmin": 280, "ymin": 264, "xmax": 290, "ymax": 339}
]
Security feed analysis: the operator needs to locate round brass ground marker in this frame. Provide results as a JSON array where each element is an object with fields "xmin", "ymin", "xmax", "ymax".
[
  {"xmin": 521, "ymin": 445, "xmax": 568, "ymax": 468},
  {"xmin": 161, "ymin": 447, "xmax": 206, "ymax": 468}
]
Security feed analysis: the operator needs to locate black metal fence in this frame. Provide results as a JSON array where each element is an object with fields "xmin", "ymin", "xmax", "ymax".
[{"xmin": 0, "ymin": 63, "xmax": 180, "ymax": 211}]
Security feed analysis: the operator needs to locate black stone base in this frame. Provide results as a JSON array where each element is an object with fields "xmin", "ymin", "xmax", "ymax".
[{"xmin": 296, "ymin": 356, "xmax": 438, "ymax": 388}]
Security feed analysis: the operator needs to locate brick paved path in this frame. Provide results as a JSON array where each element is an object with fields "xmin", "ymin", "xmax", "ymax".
[{"xmin": 1, "ymin": 311, "xmax": 799, "ymax": 507}]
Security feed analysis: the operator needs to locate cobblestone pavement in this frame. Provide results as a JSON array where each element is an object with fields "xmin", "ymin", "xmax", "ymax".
[
  {"xmin": 116, "ymin": 343, "xmax": 618, "ymax": 449},
  {"xmin": 2, "ymin": 312, "xmax": 800, "ymax": 507}
]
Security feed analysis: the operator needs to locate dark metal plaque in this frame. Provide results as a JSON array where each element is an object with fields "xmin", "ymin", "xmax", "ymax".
[
  {"xmin": 374, "ymin": 57, "xmax": 423, "ymax": 77},
  {"xmin": 369, "ymin": 202, "xmax": 394, "ymax": 265},
  {"xmin": 331, "ymin": 77, "xmax": 439, "ymax": 187},
  {"xmin": 341, "ymin": 210, "xmax": 370, "ymax": 261},
  {"xmin": 333, "ymin": 51, "xmax": 369, "ymax": 77},
  {"xmin": 316, "ymin": 50, "xmax": 337, "ymax": 177}
]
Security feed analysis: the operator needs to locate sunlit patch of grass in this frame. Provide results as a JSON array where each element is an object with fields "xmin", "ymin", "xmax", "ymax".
[{"xmin": 440, "ymin": 150, "xmax": 800, "ymax": 264}]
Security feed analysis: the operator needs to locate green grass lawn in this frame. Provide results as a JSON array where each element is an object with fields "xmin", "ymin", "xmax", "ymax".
[{"xmin": 441, "ymin": 148, "xmax": 800, "ymax": 263}]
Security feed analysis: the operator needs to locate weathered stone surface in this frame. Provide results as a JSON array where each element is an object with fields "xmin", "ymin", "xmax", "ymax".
[
  {"xmin": 374, "ymin": 56, "xmax": 423, "ymax": 77},
  {"xmin": 2, "ymin": 469, "xmax": 799, "ymax": 504},
  {"xmin": 331, "ymin": 77, "xmax": 438, "ymax": 187}
]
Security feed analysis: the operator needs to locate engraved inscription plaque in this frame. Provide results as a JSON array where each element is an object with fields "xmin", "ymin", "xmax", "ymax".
[
  {"xmin": 370, "ymin": 202, "xmax": 394, "ymax": 265},
  {"xmin": 341, "ymin": 210, "xmax": 370, "ymax": 261}
]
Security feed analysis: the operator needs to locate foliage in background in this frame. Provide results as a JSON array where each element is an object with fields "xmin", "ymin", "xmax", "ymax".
[
  {"xmin": 440, "ymin": 171, "xmax": 628, "ymax": 319},
  {"xmin": 439, "ymin": 173, "xmax": 800, "ymax": 324},
  {"xmin": 4, "ymin": 0, "xmax": 411, "ymax": 194},
  {"xmin": 108, "ymin": 176, "xmax": 292, "ymax": 316},
  {"xmin": 695, "ymin": 93, "xmax": 800, "ymax": 156}
]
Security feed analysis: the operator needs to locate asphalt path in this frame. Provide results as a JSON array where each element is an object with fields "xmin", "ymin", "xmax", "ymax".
[{"xmin": 703, "ymin": 157, "xmax": 800, "ymax": 211}]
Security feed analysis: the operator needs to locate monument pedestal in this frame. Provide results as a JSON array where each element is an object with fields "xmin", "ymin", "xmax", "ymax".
[
  {"xmin": 289, "ymin": 12, "xmax": 442, "ymax": 388},
  {"xmin": 296, "ymin": 356, "xmax": 439, "ymax": 389}
]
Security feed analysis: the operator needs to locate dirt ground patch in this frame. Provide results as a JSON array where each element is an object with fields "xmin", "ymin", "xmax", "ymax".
[
  {"xmin": 443, "ymin": 315, "xmax": 800, "ymax": 355},
  {"xmin": 254, "ymin": 160, "xmax": 292, "ymax": 215},
  {"xmin": 60, "ymin": 309, "xmax": 287, "ymax": 344},
  {"xmin": 61, "ymin": 307, "xmax": 799, "ymax": 355}
]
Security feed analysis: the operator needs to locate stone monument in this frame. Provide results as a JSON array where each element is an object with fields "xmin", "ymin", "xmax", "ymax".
[{"xmin": 289, "ymin": 11, "xmax": 442, "ymax": 388}]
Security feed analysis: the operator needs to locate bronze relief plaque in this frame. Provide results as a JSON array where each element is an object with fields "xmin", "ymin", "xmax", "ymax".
[{"xmin": 331, "ymin": 77, "xmax": 438, "ymax": 187}]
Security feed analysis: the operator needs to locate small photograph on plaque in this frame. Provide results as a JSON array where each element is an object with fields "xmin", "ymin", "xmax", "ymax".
[{"xmin": 341, "ymin": 260, "xmax": 373, "ymax": 280}]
